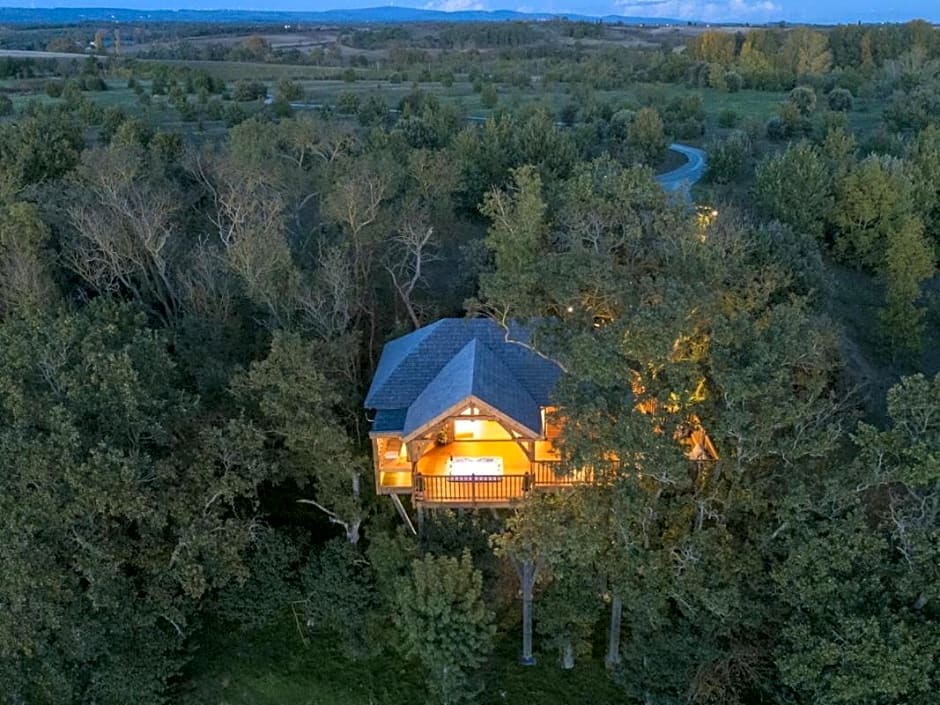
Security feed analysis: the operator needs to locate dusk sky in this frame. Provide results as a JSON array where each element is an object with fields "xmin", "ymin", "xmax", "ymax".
[
  {"xmin": 1, "ymin": 0, "xmax": 937, "ymax": 24},
  {"xmin": 410, "ymin": 0, "xmax": 936, "ymax": 24}
]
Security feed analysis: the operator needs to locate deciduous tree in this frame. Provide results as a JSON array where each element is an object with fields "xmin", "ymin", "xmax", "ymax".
[{"xmin": 754, "ymin": 142, "xmax": 832, "ymax": 239}]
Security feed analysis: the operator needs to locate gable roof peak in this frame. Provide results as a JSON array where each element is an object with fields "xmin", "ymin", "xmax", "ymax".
[{"xmin": 365, "ymin": 317, "xmax": 563, "ymax": 436}]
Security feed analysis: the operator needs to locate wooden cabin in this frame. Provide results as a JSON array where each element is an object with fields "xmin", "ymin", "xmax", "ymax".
[{"xmin": 365, "ymin": 318, "xmax": 716, "ymax": 511}]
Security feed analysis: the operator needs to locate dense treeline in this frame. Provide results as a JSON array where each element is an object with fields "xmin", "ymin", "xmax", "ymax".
[
  {"xmin": 124, "ymin": 19, "xmax": 939, "ymax": 94},
  {"xmin": 0, "ymin": 19, "xmax": 938, "ymax": 705}
]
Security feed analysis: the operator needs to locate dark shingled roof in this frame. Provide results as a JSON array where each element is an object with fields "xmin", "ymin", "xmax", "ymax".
[
  {"xmin": 365, "ymin": 318, "xmax": 562, "ymax": 437},
  {"xmin": 371, "ymin": 409, "xmax": 408, "ymax": 434}
]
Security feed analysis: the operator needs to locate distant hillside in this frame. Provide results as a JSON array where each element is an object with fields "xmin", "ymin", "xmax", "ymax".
[{"xmin": 0, "ymin": 5, "xmax": 687, "ymax": 26}]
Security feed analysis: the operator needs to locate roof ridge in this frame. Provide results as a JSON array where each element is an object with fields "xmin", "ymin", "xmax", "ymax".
[
  {"xmin": 365, "ymin": 317, "xmax": 562, "ymax": 415},
  {"xmin": 401, "ymin": 338, "xmax": 478, "ymax": 437}
]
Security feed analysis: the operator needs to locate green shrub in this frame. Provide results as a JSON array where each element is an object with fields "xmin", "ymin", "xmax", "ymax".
[
  {"xmin": 302, "ymin": 539, "xmax": 374, "ymax": 658},
  {"xmin": 357, "ymin": 94, "xmax": 387, "ymax": 126},
  {"xmin": 82, "ymin": 76, "xmax": 107, "ymax": 91},
  {"xmin": 206, "ymin": 96, "xmax": 224, "ymax": 120},
  {"xmin": 275, "ymin": 78, "xmax": 304, "ymax": 103},
  {"xmin": 232, "ymin": 79, "xmax": 267, "ymax": 102},
  {"xmin": 335, "ymin": 91, "xmax": 361, "ymax": 114},
  {"xmin": 213, "ymin": 529, "xmax": 303, "ymax": 632},
  {"xmin": 717, "ymin": 109, "xmax": 739, "ymax": 128},
  {"xmin": 724, "ymin": 70, "xmax": 744, "ymax": 92},
  {"xmin": 706, "ymin": 130, "xmax": 751, "ymax": 184},
  {"xmin": 766, "ymin": 115, "xmax": 787, "ymax": 141},
  {"xmin": 788, "ymin": 85, "xmax": 817, "ymax": 115},
  {"xmin": 480, "ymin": 83, "xmax": 498, "ymax": 109},
  {"xmin": 827, "ymin": 87, "xmax": 853, "ymax": 112}
]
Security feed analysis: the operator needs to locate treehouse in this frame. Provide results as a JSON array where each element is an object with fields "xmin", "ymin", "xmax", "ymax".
[{"xmin": 365, "ymin": 318, "xmax": 717, "ymax": 513}]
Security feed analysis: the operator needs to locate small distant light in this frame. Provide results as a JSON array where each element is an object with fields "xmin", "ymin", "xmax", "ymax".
[{"xmin": 566, "ymin": 306, "xmax": 574, "ymax": 313}]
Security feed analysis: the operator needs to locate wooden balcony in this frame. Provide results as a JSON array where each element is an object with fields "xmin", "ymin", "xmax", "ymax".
[
  {"xmin": 375, "ymin": 434, "xmax": 610, "ymax": 507},
  {"xmin": 409, "ymin": 456, "xmax": 602, "ymax": 507},
  {"xmin": 413, "ymin": 473, "xmax": 531, "ymax": 508}
]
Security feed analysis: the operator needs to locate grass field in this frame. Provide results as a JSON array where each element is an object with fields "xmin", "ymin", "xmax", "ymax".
[
  {"xmin": 1, "ymin": 57, "xmax": 887, "ymax": 144},
  {"xmin": 287, "ymin": 79, "xmax": 793, "ymax": 126},
  {"xmin": 183, "ymin": 616, "xmax": 630, "ymax": 705}
]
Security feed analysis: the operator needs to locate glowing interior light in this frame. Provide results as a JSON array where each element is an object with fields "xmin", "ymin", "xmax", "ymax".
[
  {"xmin": 447, "ymin": 456, "xmax": 504, "ymax": 476},
  {"xmin": 453, "ymin": 419, "xmax": 479, "ymax": 439}
]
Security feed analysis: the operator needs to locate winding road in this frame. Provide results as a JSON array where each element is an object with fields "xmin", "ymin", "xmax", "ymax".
[{"xmin": 655, "ymin": 143, "xmax": 707, "ymax": 204}]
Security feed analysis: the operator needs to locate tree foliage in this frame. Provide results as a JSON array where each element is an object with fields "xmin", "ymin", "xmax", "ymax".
[
  {"xmin": 394, "ymin": 551, "xmax": 496, "ymax": 705},
  {"xmin": 755, "ymin": 142, "xmax": 832, "ymax": 238},
  {"xmin": 0, "ymin": 302, "xmax": 268, "ymax": 703},
  {"xmin": 1, "ymin": 28, "xmax": 940, "ymax": 702},
  {"xmin": 775, "ymin": 373, "xmax": 940, "ymax": 705}
]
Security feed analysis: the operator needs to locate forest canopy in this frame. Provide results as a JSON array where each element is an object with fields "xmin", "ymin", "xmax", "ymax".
[{"xmin": 0, "ymin": 16, "xmax": 937, "ymax": 705}]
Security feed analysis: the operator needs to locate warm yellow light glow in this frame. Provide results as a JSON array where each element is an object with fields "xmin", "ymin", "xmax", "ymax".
[
  {"xmin": 453, "ymin": 419, "xmax": 512, "ymax": 441},
  {"xmin": 695, "ymin": 204, "xmax": 719, "ymax": 240},
  {"xmin": 447, "ymin": 456, "xmax": 504, "ymax": 476},
  {"xmin": 454, "ymin": 419, "xmax": 479, "ymax": 439}
]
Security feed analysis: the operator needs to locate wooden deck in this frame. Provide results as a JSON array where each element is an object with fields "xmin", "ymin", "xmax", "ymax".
[
  {"xmin": 411, "ymin": 440, "xmax": 526, "ymax": 506},
  {"xmin": 377, "ymin": 439, "xmax": 601, "ymax": 507}
]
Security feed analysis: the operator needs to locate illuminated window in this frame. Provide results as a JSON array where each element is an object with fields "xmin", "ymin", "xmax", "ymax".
[{"xmin": 454, "ymin": 419, "xmax": 479, "ymax": 439}]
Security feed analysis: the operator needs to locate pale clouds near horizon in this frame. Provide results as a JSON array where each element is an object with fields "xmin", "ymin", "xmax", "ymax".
[
  {"xmin": 420, "ymin": 0, "xmax": 785, "ymax": 20},
  {"xmin": 614, "ymin": 0, "xmax": 781, "ymax": 21},
  {"xmin": 424, "ymin": 0, "xmax": 485, "ymax": 10}
]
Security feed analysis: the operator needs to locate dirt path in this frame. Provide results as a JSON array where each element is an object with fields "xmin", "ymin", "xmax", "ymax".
[{"xmin": 655, "ymin": 143, "xmax": 707, "ymax": 203}]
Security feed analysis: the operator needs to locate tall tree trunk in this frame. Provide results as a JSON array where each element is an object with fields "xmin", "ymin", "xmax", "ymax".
[
  {"xmin": 516, "ymin": 558, "xmax": 538, "ymax": 665},
  {"xmin": 606, "ymin": 594, "xmax": 623, "ymax": 669},
  {"xmin": 346, "ymin": 519, "xmax": 361, "ymax": 545},
  {"xmin": 561, "ymin": 642, "xmax": 575, "ymax": 670}
]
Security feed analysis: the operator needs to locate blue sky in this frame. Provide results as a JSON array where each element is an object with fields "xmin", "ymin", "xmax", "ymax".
[
  {"xmin": 1, "ymin": 0, "xmax": 937, "ymax": 23},
  {"xmin": 415, "ymin": 0, "xmax": 938, "ymax": 23}
]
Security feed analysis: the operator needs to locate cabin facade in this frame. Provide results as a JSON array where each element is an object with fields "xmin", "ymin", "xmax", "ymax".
[
  {"xmin": 364, "ymin": 318, "xmax": 576, "ymax": 509},
  {"xmin": 365, "ymin": 318, "xmax": 717, "ymax": 511}
]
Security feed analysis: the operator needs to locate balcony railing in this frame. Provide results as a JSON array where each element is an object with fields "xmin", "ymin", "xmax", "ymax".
[
  {"xmin": 414, "ymin": 473, "xmax": 530, "ymax": 506},
  {"xmin": 410, "ymin": 461, "xmax": 612, "ymax": 506},
  {"xmin": 531, "ymin": 461, "xmax": 595, "ymax": 487}
]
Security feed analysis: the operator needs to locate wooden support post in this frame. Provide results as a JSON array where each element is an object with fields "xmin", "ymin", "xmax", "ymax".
[
  {"xmin": 514, "ymin": 557, "xmax": 540, "ymax": 666},
  {"xmin": 389, "ymin": 494, "xmax": 417, "ymax": 536},
  {"xmin": 606, "ymin": 594, "xmax": 622, "ymax": 669}
]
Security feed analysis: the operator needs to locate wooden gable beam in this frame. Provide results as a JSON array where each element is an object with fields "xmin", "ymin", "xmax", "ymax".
[{"xmin": 402, "ymin": 394, "xmax": 541, "ymax": 444}]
